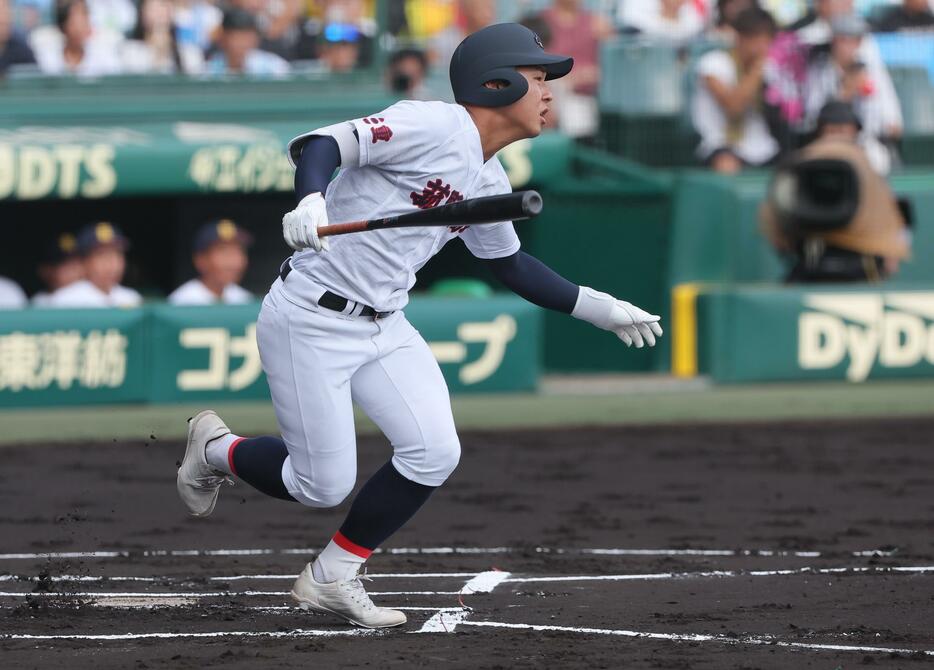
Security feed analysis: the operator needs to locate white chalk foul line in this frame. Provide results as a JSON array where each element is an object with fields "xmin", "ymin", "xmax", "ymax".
[
  {"xmin": 503, "ymin": 565, "xmax": 934, "ymax": 584},
  {"xmin": 4, "ymin": 564, "xmax": 928, "ymax": 591},
  {"xmin": 417, "ymin": 570, "xmax": 512, "ymax": 634},
  {"xmin": 1, "ymin": 628, "xmax": 376, "ymax": 642},
  {"xmin": 0, "ymin": 546, "xmax": 899, "ymax": 561},
  {"xmin": 0, "ymin": 572, "xmax": 477, "ymax": 584},
  {"xmin": 0, "ymin": 590, "xmax": 460, "ymax": 599},
  {"xmin": 455, "ymin": 621, "xmax": 934, "ymax": 658}
]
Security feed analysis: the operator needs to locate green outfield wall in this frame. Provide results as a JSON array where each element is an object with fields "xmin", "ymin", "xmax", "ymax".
[
  {"xmin": 0, "ymin": 297, "xmax": 541, "ymax": 407},
  {"xmin": 672, "ymin": 283, "xmax": 934, "ymax": 383}
]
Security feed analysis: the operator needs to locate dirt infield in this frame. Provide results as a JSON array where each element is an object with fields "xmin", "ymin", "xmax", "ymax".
[{"xmin": 2, "ymin": 418, "xmax": 933, "ymax": 668}]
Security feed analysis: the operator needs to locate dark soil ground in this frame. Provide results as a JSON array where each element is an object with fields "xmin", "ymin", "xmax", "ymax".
[{"xmin": 2, "ymin": 418, "xmax": 933, "ymax": 669}]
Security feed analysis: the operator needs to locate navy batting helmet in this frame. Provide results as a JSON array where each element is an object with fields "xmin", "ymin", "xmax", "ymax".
[{"xmin": 449, "ymin": 23, "xmax": 573, "ymax": 108}]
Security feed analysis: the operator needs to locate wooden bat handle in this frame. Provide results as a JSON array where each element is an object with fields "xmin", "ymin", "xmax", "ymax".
[{"xmin": 317, "ymin": 221, "xmax": 368, "ymax": 237}]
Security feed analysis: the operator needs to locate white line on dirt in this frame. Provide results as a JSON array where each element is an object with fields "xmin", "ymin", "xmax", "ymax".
[
  {"xmin": 0, "ymin": 572, "xmax": 477, "ymax": 583},
  {"xmin": 456, "ymin": 621, "xmax": 934, "ymax": 657},
  {"xmin": 418, "ymin": 609, "xmax": 473, "ymax": 633},
  {"xmin": 503, "ymin": 565, "xmax": 934, "ymax": 583},
  {"xmin": 4, "ymin": 564, "xmax": 928, "ymax": 594},
  {"xmin": 76, "ymin": 604, "xmax": 467, "ymax": 612},
  {"xmin": 0, "ymin": 546, "xmax": 899, "ymax": 561},
  {"xmin": 1, "ymin": 629, "xmax": 376, "ymax": 641},
  {"xmin": 459, "ymin": 571, "xmax": 511, "ymax": 594},
  {"xmin": 0, "ymin": 590, "xmax": 460, "ymax": 598},
  {"xmin": 416, "ymin": 570, "xmax": 512, "ymax": 634}
]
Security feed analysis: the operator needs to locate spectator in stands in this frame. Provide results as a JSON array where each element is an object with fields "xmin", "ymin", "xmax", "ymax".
[
  {"xmin": 121, "ymin": 0, "xmax": 202, "ymax": 74},
  {"xmin": 12, "ymin": 0, "xmax": 54, "ymax": 34},
  {"xmin": 317, "ymin": 20, "xmax": 364, "ymax": 72},
  {"xmin": 47, "ymin": 222, "xmax": 142, "ymax": 307},
  {"xmin": 0, "ymin": 0, "xmax": 37, "ymax": 76},
  {"xmin": 173, "ymin": 0, "xmax": 222, "ymax": 53},
  {"xmin": 789, "ymin": 0, "xmax": 851, "ymax": 46},
  {"xmin": 29, "ymin": 0, "xmax": 123, "ymax": 76},
  {"xmin": 619, "ymin": 0, "xmax": 706, "ymax": 46},
  {"xmin": 86, "ymin": 0, "xmax": 135, "ymax": 36},
  {"xmin": 691, "ymin": 7, "xmax": 781, "ymax": 173},
  {"xmin": 542, "ymin": 0, "xmax": 612, "ymax": 97},
  {"xmin": 538, "ymin": 0, "xmax": 611, "ymax": 137},
  {"xmin": 168, "ymin": 219, "xmax": 253, "ymax": 305},
  {"xmin": 205, "ymin": 8, "xmax": 289, "ymax": 76},
  {"xmin": 430, "ymin": 0, "xmax": 496, "ymax": 69},
  {"xmin": 385, "ymin": 47, "xmax": 428, "ymax": 98},
  {"xmin": 229, "ymin": 0, "xmax": 303, "ymax": 60},
  {"xmin": 33, "ymin": 232, "xmax": 84, "ymax": 306},
  {"xmin": 871, "ymin": 0, "xmax": 934, "ymax": 32},
  {"xmin": 708, "ymin": 0, "xmax": 759, "ymax": 42},
  {"xmin": 760, "ymin": 99, "xmax": 911, "ymax": 282},
  {"xmin": 803, "ymin": 14, "xmax": 902, "ymax": 174},
  {"xmin": 0, "ymin": 276, "xmax": 27, "ymax": 309}
]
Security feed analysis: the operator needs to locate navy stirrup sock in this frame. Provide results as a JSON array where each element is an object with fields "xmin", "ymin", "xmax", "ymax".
[
  {"xmin": 338, "ymin": 461, "xmax": 436, "ymax": 551},
  {"xmin": 229, "ymin": 436, "xmax": 296, "ymax": 502}
]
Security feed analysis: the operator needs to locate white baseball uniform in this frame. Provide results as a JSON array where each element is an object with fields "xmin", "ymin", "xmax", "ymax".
[
  {"xmin": 46, "ymin": 280, "xmax": 142, "ymax": 308},
  {"xmin": 258, "ymin": 100, "xmax": 519, "ymax": 506},
  {"xmin": 0, "ymin": 277, "xmax": 27, "ymax": 309},
  {"xmin": 168, "ymin": 279, "xmax": 253, "ymax": 306}
]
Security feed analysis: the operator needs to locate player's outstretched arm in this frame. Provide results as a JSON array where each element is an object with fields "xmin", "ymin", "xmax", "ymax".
[{"xmin": 484, "ymin": 251, "xmax": 663, "ymax": 348}]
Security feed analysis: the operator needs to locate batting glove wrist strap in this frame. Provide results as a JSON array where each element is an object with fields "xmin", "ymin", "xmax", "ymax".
[
  {"xmin": 572, "ymin": 286, "xmax": 664, "ymax": 349},
  {"xmin": 571, "ymin": 286, "xmax": 616, "ymax": 329}
]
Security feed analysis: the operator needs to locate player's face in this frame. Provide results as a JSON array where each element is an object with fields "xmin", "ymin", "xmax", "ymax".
[
  {"xmin": 508, "ymin": 66, "xmax": 553, "ymax": 139},
  {"xmin": 196, "ymin": 241, "xmax": 247, "ymax": 288},
  {"xmin": 84, "ymin": 246, "xmax": 125, "ymax": 292}
]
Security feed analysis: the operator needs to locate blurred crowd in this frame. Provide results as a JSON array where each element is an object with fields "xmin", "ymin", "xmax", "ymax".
[{"xmin": 1, "ymin": 0, "xmax": 931, "ymax": 166}]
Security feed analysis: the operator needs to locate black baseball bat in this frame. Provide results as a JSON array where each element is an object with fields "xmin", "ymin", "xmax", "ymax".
[{"xmin": 317, "ymin": 190, "xmax": 543, "ymax": 237}]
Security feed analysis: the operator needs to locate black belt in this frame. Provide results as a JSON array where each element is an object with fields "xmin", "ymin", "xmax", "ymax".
[{"xmin": 279, "ymin": 262, "xmax": 394, "ymax": 319}]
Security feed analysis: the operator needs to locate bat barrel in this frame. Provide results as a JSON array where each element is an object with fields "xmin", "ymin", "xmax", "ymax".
[{"xmin": 521, "ymin": 190, "xmax": 543, "ymax": 217}]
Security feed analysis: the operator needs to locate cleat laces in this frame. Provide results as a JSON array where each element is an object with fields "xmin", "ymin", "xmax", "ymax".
[
  {"xmin": 194, "ymin": 472, "xmax": 233, "ymax": 490},
  {"xmin": 341, "ymin": 570, "xmax": 377, "ymax": 611}
]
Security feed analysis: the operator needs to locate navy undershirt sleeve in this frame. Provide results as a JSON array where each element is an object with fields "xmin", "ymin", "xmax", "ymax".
[
  {"xmin": 484, "ymin": 251, "xmax": 579, "ymax": 314},
  {"xmin": 293, "ymin": 135, "xmax": 342, "ymax": 203}
]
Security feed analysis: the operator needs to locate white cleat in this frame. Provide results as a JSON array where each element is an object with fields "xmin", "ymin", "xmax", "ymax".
[
  {"xmin": 176, "ymin": 410, "xmax": 233, "ymax": 517},
  {"xmin": 290, "ymin": 563, "xmax": 407, "ymax": 629}
]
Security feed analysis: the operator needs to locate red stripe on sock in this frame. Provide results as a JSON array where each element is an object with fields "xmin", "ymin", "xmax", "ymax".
[
  {"xmin": 332, "ymin": 531, "xmax": 373, "ymax": 559},
  {"xmin": 227, "ymin": 437, "xmax": 246, "ymax": 477}
]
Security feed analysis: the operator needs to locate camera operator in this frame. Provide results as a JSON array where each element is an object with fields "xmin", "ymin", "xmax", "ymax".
[{"xmin": 760, "ymin": 100, "xmax": 911, "ymax": 283}]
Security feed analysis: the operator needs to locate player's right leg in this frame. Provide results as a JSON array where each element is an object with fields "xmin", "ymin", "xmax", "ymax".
[{"xmin": 177, "ymin": 280, "xmax": 362, "ymax": 514}]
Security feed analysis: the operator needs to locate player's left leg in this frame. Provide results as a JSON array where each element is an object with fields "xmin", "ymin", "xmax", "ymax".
[{"xmin": 293, "ymin": 313, "xmax": 459, "ymax": 612}]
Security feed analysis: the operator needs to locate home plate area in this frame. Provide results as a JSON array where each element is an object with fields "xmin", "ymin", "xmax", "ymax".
[
  {"xmin": 2, "ymin": 546, "xmax": 933, "ymax": 668},
  {"xmin": 2, "ymin": 420, "xmax": 933, "ymax": 667}
]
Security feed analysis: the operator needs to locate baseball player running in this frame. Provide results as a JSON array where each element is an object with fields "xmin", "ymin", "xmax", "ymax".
[{"xmin": 177, "ymin": 23, "xmax": 663, "ymax": 629}]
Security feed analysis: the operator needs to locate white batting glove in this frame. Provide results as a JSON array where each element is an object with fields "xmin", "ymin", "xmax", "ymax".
[
  {"xmin": 282, "ymin": 192, "xmax": 330, "ymax": 252},
  {"xmin": 571, "ymin": 286, "xmax": 664, "ymax": 348}
]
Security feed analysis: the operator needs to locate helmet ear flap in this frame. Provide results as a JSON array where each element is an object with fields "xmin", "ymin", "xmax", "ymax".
[{"xmin": 456, "ymin": 67, "xmax": 530, "ymax": 108}]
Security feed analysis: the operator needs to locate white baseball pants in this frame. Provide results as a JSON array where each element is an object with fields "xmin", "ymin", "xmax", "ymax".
[{"xmin": 255, "ymin": 273, "xmax": 461, "ymax": 508}]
